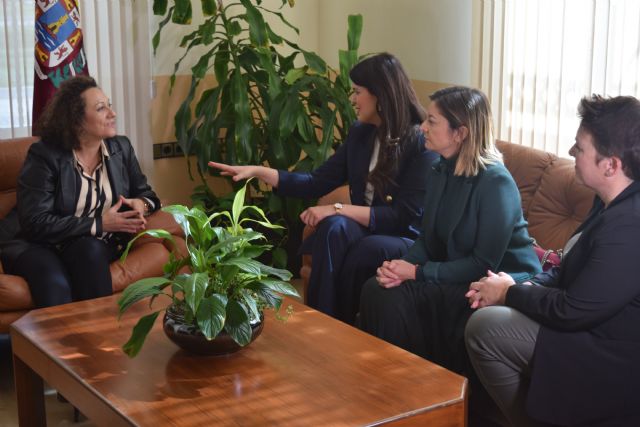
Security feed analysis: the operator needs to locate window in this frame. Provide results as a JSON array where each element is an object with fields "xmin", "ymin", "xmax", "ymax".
[
  {"xmin": 480, "ymin": 0, "xmax": 640, "ymax": 157},
  {"xmin": 0, "ymin": 0, "xmax": 33, "ymax": 138},
  {"xmin": 0, "ymin": 0, "xmax": 154, "ymax": 173}
]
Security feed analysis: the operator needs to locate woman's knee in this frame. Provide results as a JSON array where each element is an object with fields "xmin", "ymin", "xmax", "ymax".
[
  {"xmin": 316, "ymin": 215, "xmax": 365, "ymax": 244},
  {"xmin": 13, "ymin": 246, "xmax": 72, "ymax": 306},
  {"xmin": 348, "ymin": 235, "xmax": 412, "ymax": 264},
  {"xmin": 465, "ymin": 306, "xmax": 539, "ymax": 356},
  {"xmin": 465, "ymin": 307, "xmax": 509, "ymax": 344},
  {"xmin": 63, "ymin": 236, "xmax": 110, "ymax": 264}
]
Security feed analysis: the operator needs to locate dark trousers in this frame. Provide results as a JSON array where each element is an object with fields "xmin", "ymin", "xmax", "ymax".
[
  {"xmin": 306, "ymin": 215, "xmax": 413, "ymax": 324},
  {"xmin": 8, "ymin": 236, "xmax": 118, "ymax": 308},
  {"xmin": 358, "ymin": 277, "xmax": 474, "ymax": 374}
]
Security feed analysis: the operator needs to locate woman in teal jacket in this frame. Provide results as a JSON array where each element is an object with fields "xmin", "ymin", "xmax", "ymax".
[{"xmin": 358, "ymin": 86, "xmax": 541, "ymax": 376}]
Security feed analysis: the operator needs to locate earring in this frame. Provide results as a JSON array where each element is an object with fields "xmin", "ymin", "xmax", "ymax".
[{"xmin": 376, "ymin": 104, "xmax": 382, "ymax": 112}]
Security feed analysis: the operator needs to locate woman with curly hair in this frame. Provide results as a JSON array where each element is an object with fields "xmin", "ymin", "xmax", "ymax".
[{"xmin": 0, "ymin": 75, "xmax": 159, "ymax": 307}]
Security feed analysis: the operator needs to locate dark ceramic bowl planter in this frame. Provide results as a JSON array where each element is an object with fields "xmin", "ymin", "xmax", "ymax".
[{"xmin": 163, "ymin": 304, "xmax": 264, "ymax": 356}]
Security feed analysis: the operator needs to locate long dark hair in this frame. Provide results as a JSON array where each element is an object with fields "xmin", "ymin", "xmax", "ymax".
[
  {"xmin": 349, "ymin": 53, "xmax": 425, "ymax": 195},
  {"xmin": 33, "ymin": 75, "xmax": 98, "ymax": 150}
]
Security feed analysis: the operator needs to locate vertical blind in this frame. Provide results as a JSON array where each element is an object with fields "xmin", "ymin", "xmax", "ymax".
[
  {"xmin": 480, "ymin": 0, "xmax": 640, "ymax": 157},
  {"xmin": 0, "ymin": 0, "xmax": 154, "ymax": 174}
]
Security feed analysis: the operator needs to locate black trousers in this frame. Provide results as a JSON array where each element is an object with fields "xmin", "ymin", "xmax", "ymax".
[
  {"xmin": 305, "ymin": 215, "xmax": 413, "ymax": 324},
  {"xmin": 358, "ymin": 277, "xmax": 475, "ymax": 375},
  {"xmin": 7, "ymin": 236, "xmax": 119, "ymax": 308}
]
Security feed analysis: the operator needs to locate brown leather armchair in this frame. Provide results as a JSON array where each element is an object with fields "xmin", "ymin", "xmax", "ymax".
[
  {"xmin": 0, "ymin": 136, "xmax": 186, "ymax": 333},
  {"xmin": 298, "ymin": 140, "xmax": 595, "ymax": 299}
]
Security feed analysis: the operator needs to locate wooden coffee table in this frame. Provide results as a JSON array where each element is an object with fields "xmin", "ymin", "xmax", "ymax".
[{"xmin": 11, "ymin": 294, "xmax": 467, "ymax": 426}]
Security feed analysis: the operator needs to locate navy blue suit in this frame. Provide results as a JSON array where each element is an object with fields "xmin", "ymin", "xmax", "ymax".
[{"xmin": 277, "ymin": 122, "xmax": 437, "ymax": 322}]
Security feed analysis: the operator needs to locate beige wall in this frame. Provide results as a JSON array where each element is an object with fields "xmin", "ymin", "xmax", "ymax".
[{"xmin": 150, "ymin": 0, "xmax": 475, "ymax": 205}]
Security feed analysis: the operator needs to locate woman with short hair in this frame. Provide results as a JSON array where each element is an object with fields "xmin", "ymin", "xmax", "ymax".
[
  {"xmin": 465, "ymin": 95, "xmax": 640, "ymax": 426},
  {"xmin": 359, "ymin": 86, "xmax": 541, "ymax": 377}
]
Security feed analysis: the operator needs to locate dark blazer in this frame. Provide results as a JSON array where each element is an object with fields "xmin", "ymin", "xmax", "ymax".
[
  {"xmin": 507, "ymin": 181, "xmax": 640, "ymax": 426},
  {"xmin": 404, "ymin": 158, "xmax": 541, "ymax": 284},
  {"xmin": 1, "ymin": 135, "xmax": 159, "ymax": 263},
  {"xmin": 277, "ymin": 122, "xmax": 437, "ymax": 239}
]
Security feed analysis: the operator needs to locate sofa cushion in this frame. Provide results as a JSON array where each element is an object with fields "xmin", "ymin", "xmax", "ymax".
[
  {"xmin": 496, "ymin": 140, "xmax": 594, "ymax": 250},
  {"xmin": 527, "ymin": 158, "xmax": 594, "ymax": 249},
  {"xmin": 0, "ymin": 137, "xmax": 37, "ymax": 219},
  {"xmin": 496, "ymin": 140, "xmax": 555, "ymax": 218}
]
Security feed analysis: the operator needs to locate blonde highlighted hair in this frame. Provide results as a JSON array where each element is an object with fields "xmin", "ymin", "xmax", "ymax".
[{"xmin": 429, "ymin": 86, "xmax": 501, "ymax": 177}]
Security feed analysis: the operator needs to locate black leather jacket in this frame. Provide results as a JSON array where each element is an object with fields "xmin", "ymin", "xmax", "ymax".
[{"xmin": 1, "ymin": 135, "xmax": 159, "ymax": 264}]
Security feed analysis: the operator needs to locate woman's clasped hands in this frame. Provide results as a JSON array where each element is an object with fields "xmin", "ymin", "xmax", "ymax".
[
  {"xmin": 466, "ymin": 270, "xmax": 517, "ymax": 309},
  {"xmin": 102, "ymin": 195, "xmax": 147, "ymax": 234},
  {"xmin": 375, "ymin": 259, "xmax": 417, "ymax": 288}
]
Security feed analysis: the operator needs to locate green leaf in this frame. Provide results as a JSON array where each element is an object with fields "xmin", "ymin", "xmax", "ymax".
[
  {"xmin": 201, "ymin": 0, "xmax": 217, "ymax": 16},
  {"xmin": 272, "ymin": 247, "xmax": 287, "ymax": 269},
  {"xmin": 225, "ymin": 300, "xmax": 252, "ymax": 346},
  {"xmin": 240, "ymin": 0, "xmax": 269, "ymax": 47},
  {"xmin": 302, "ymin": 51, "xmax": 327, "ymax": 75},
  {"xmin": 246, "ymin": 283, "xmax": 283, "ymax": 309},
  {"xmin": 191, "ymin": 51, "xmax": 212, "ymax": 79},
  {"xmin": 284, "ymin": 67, "xmax": 306, "ymax": 85},
  {"xmin": 174, "ymin": 78, "xmax": 198, "ymax": 154},
  {"xmin": 296, "ymin": 112, "xmax": 314, "ymax": 142},
  {"xmin": 227, "ymin": 20, "xmax": 242, "ymax": 37},
  {"xmin": 177, "ymin": 272, "xmax": 209, "ymax": 315},
  {"xmin": 258, "ymin": 279, "xmax": 299, "ymax": 297},
  {"xmin": 172, "ymin": 0, "xmax": 193, "ymax": 24},
  {"xmin": 223, "ymin": 258, "xmax": 263, "ymax": 276},
  {"xmin": 241, "ymin": 292, "xmax": 261, "ymax": 322},
  {"xmin": 153, "ymin": 0, "xmax": 168, "ymax": 15},
  {"xmin": 266, "ymin": 24, "xmax": 283, "ymax": 45},
  {"xmin": 256, "ymin": 47, "xmax": 281, "ymax": 98},
  {"xmin": 230, "ymin": 69, "xmax": 252, "ymax": 163},
  {"xmin": 152, "ymin": 6, "xmax": 174, "ymax": 55},
  {"xmin": 117, "ymin": 277, "xmax": 170, "ymax": 316},
  {"xmin": 347, "ymin": 14, "xmax": 363, "ymax": 51},
  {"xmin": 213, "ymin": 45, "xmax": 230, "ymax": 85},
  {"xmin": 196, "ymin": 294, "xmax": 227, "ymax": 339},
  {"xmin": 122, "ymin": 311, "xmax": 160, "ymax": 358},
  {"xmin": 231, "ymin": 179, "xmax": 249, "ymax": 228},
  {"xmin": 259, "ymin": 263, "xmax": 292, "ymax": 281},
  {"xmin": 221, "ymin": 264, "xmax": 240, "ymax": 283},
  {"xmin": 279, "ymin": 93, "xmax": 302, "ymax": 140},
  {"xmin": 120, "ymin": 229, "xmax": 175, "ymax": 263},
  {"xmin": 339, "ymin": 49, "xmax": 358, "ymax": 87}
]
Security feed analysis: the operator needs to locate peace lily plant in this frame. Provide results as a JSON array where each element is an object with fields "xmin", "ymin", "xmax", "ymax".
[{"xmin": 117, "ymin": 179, "xmax": 299, "ymax": 357}]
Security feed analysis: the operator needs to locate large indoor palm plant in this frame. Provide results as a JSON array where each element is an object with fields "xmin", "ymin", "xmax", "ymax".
[{"xmin": 151, "ymin": 0, "xmax": 363, "ymax": 266}]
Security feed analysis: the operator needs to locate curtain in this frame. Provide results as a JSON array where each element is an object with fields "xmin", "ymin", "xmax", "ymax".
[
  {"xmin": 0, "ymin": 0, "xmax": 33, "ymax": 139},
  {"xmin": 480, "ymin": 0, "xmax": 640, "ymax": 157},
  {"xmin": 1, "ymin": 0, "xmax": 154, "ymax": 174}
]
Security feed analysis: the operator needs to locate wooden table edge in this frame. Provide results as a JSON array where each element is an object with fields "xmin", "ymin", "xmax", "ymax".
[{"xmin": 11, "ymin": 321, "xmax": 135, "ymax": 427}]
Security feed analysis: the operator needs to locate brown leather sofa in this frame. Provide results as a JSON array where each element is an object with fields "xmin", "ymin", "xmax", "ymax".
[
  {"xmin": 299, "ymin": 140, "xmax": 595, "ymax": 301},
  {"xmin": 0, "ymin": 136, "xmax": 186, "ymax": 333}
]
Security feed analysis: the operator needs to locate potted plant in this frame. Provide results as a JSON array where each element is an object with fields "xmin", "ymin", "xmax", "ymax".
[
  {"xmin": 117, "ymin": 179, "xmax": 299, "ymax": 357},
  {"xmin": 151, "ymin": 0, "xmax": 363, "ymax": 268}
]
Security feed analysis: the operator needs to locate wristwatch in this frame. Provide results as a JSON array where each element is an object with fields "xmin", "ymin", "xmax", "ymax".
[
  {"xmin": 334, "ymin": 202, "xmax": 343, "ymax": 214},
  {"xmin": 140, "ymin": 199, "xmax": 151, "ymax": 217}
]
